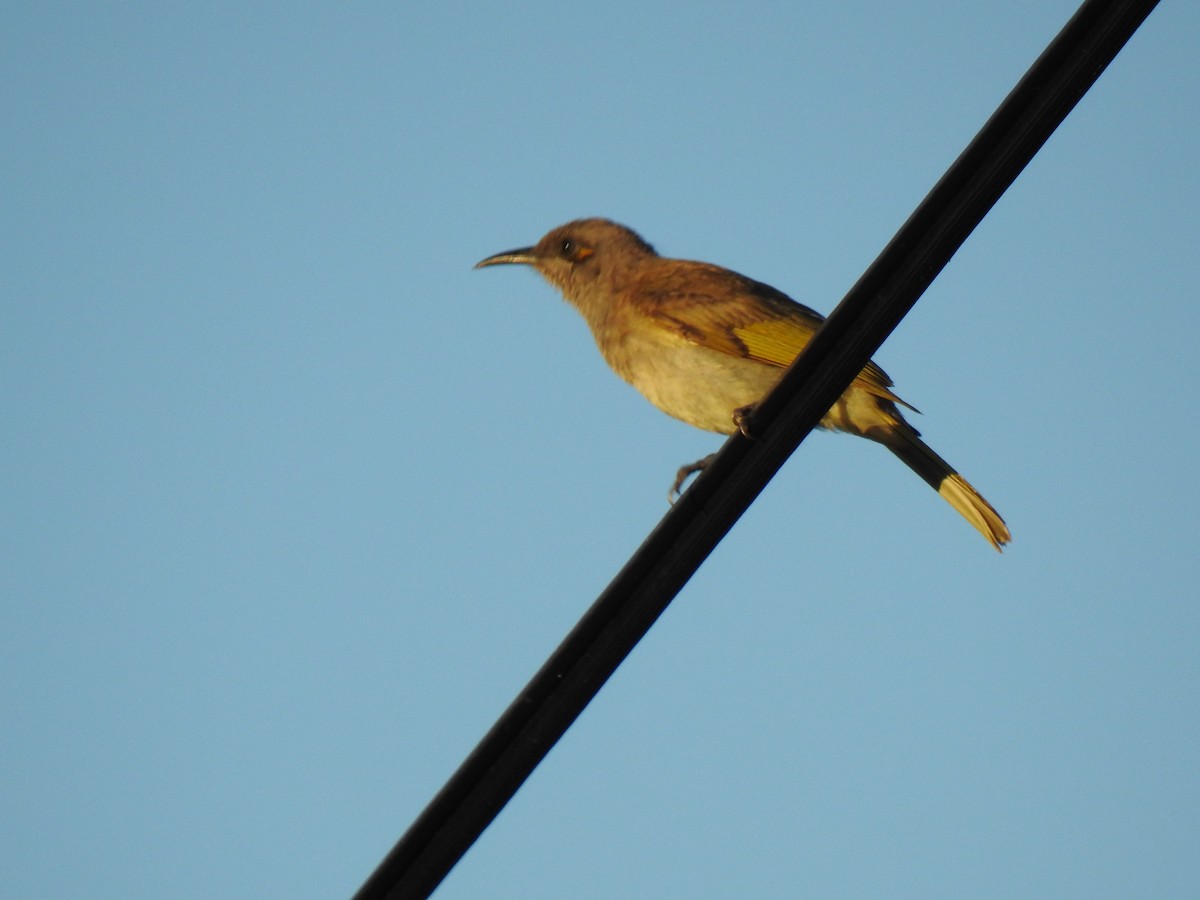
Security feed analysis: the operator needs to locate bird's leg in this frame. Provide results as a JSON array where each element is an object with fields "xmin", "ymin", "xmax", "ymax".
[
  {"xmin": 732, "ymin": 404, "xmax": 757, "ymax": 439},
  {"xmin": 669, "ymin": 453, "xmax": 716, "ymax": 503}
]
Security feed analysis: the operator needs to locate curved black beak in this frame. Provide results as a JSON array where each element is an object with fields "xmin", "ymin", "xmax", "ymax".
[{"xmin": 474, "ymin": 247, "xmax": 538, "ymax": 269}]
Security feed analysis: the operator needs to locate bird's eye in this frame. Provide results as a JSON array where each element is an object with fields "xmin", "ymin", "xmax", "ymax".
[{"xmin": 555, "ymin": 236, "xmax": 594, "ymax": 264}]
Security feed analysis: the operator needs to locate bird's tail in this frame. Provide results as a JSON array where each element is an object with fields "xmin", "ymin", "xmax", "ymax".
[{"xmin": 876, "ymin": 424, "xmax": 1011, "ymax": 551}]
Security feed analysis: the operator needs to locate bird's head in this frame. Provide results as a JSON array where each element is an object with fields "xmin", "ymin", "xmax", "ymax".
[{"xmin": 475, "ymin": 218, "xmax": 658, "ymax": 303}]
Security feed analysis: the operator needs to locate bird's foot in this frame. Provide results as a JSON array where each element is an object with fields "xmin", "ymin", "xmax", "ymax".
[
  {"xmin": 669, "ymin": 453, "xmax": 716, "ymax": 503},
  {"xmin": 732, "ymin": 405, "xmax": 758, "ymax": 439}
]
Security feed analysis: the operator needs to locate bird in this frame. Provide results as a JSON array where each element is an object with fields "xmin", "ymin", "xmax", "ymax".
[{"xmin": 476, "ymin": 218, "xmax": 1011, "ymax": 551}]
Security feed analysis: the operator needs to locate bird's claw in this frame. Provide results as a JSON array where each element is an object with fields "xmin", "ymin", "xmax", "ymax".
[
  {"xmin": 668, "ymin": 453, "xmax": 716, "ymax": 503},
  {"xmin": 733, "ymin": 405, "xmax": 757, "ymax": 439}
]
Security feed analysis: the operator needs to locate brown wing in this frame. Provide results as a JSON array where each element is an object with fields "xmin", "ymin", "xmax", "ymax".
[{"xmin": 637, "ymin": 261, "xmax": 913, "ymax": 408}]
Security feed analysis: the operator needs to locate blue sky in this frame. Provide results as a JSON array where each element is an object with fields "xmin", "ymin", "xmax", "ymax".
[{"xmin": 4, "ymin": 2, "xmax": 1197, "ymax": 897}]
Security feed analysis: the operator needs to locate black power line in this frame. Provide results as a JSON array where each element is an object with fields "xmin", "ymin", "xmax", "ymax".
[{"xmin": 354, "ymin": 1, "xmax": 1160, "ymax": 896}]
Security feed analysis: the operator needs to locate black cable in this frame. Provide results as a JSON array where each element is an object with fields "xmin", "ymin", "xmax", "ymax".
[{"xmin": 353, "ymin": 1, "xmax": 1160, "ymax": 896}]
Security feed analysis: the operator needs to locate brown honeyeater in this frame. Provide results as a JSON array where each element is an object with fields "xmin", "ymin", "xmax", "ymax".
[{"xmin": 477, "ymin": 218, "xmax": 1010, "ymax": 551}]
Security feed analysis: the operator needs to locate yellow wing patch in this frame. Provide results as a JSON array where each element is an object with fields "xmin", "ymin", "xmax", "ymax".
[
  {"xmin": 730, "ymin": 317, "xmax": 813, "ymax": 368},
  {"xmin": 640, "ymin": 263, "xmax": 915, "ymax": 410},
  {"xmin": 731, "ymin": 316, "xmax": 911, "ymax": 409},
  {"xmin": 653, "ymin": 298, "xmax": 915, "ymax": 412}
]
